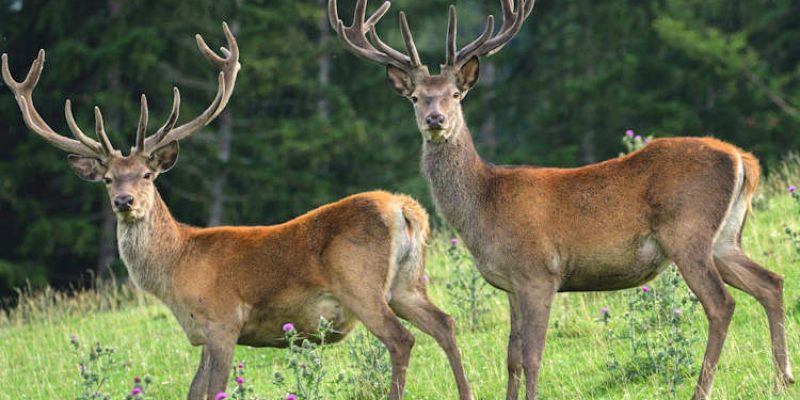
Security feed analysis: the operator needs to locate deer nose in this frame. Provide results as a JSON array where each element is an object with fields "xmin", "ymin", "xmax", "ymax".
[
  {"xmin": 114, "ymin": 194, "xmax": 134, "ymax": 211},
  {"xmin": 426, "ymin": 113, "xmax": 446, "ymax": 129}
]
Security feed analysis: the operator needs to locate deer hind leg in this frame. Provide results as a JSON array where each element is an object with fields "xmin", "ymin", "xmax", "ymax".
[
  {"xmin": 332, "ymin": 254, "xmax": 414, "ymax": 400},
  {"xmin": 343, "ymin": 294, "xmax": 414, "ymax": 400},
  {"xmin": 660, "ymin": 218, "xmax": 736, "ymax": 400},
  {"xmin": 672, "ymin": 251, "xmax": 735, "ymax": 400},
  {"xmin": 712, "ymin": 166, "xmax": 793, "ymax": 389},
  {"xmin": 715, "ymin": 249, "xmax": 794, "ymax": 389},
  {"xmin": 389, "ymin": 286, "xmax": 473, "ymax": 400}
]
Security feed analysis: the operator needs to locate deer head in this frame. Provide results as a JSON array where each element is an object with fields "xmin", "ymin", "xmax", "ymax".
[
  {"xmin": 330, "ymin": 0, "xmax": 534, "ymax": 143},
  {"xmin": 2, "ymin": 23, "xmax": 239, "ymax": 222}
]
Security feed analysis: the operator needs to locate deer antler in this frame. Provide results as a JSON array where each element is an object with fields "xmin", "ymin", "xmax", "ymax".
[
  {"xmin": 2, "ymin": 50, "xmax": 115, "ymax": 158},
  {"xmin": 447, "ymin": 0, "xmax": 535, "ymax": 68},
  {"xmin": 329, "ymin": 0, "xmax": 427, "ymax": 74},
  {"xmin": 330, "ymin": 0, "xmax": 535, "ymax": 73},
  {"xmin": 141, "ymin": 21, "xmax": 240, "ymax": 154}
]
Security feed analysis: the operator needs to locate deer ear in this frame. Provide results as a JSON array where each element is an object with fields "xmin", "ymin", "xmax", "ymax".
[
  {"xmin": 386, "ymin": 65, "xmax": 415, "ymax": 97},
  {"xmin": 456, "ymin": 56, "xmax": 480, "ymax": 92},
  {"xmin": 147, "ymin": 141, "xmax": 179, "ymax": 173},
  {"xmin": 68, "ymin": 155, "xmax": 107, "ymax": 182}
]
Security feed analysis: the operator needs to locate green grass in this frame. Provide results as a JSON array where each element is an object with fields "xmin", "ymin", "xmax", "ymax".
[{"xmin": 2, "ymin": 190, "xmax": 800, "ymax": 399}]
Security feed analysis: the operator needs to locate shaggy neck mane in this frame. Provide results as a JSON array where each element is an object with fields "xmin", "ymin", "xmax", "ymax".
[
  {"xmin": 421, "ymin": 124, "xmax": 493, "ymax": 249},
  {"xmin": 116, "ymin": 190, "xmax": 184, "ymax": 298}
]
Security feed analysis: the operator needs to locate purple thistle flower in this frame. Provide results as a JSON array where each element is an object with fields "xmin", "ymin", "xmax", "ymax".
[
  {"xmin": 215, "ymin": 392, "xmax": 228, "ymax": 400},
  {"xmin": 131, "ymin": 387, "xmax": 142, "ymax": 396},
  {"xmin": 133, "ymin": 376, "xmax": 141, "ymax": 384},
  {"xmin": 625, "ymin": 129, "xmax": 635, "ymax": 138},
  {"xmin": 450, "ymin": 237, "xmax": 459, "ymax": 246},
  {"xmin": 789, "ymin": 185, "xmax": 797, "ymax": 193},
  {"xmin": 282, "ymin": 323, "xmax": 295, "ymax": 333},
  {"xmin": 634, "ymin": 135, "xmax": 642, "ymax": 142},
  {"xmin": 286, "ymin": 394, "xmax": 298, "ymax": 400},
  {"xmin": 238, "ymin": 362, "xmax": 245, "ymax": 369},
  {"xmin": 644, "ymin": 138, "xmax": 651, "ymax": 144},
  {"xmin": 236, "ymin": 376, "xmax": 245, "ymax": 386},
  {"xmin": 642, "ymin": 286, "xmax": 650, "ymax": 293},
  {"xmin": 600, "ymin": 306, "xmax": 609, "ymax": 316}
]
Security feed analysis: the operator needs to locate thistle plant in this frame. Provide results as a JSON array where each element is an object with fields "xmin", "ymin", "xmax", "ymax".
[
  {"xmin": 620, "ymin": 129, "xmax": 653, "ymax": 156},
  {"xmin": 229, "ymin": 362, "xmax": 258, "ymax": 400},
  {"xmin": 445, "ymin": 237, "xmax": 493, "ymax": 332},
  {"xmin": 602, "ymin": 266, "xmax": 701, "ymax": 397},
  {"xmin": 124, "ymin": 375, "xmax": 152, "ymax": 400},
  {"xmin": 785, "ymin": 185, "xmax": 800, "ymax": 259},
  {"xmin": 273, "ymin": 319, "xmax": 336, "ymax": 400},
  {"xmin": 70, "ymin": 335, "xmax": 116, "ymax": 400},
  {"xmin": 340, "ymin": 329, "xmax": 391, "ymax": 399}
]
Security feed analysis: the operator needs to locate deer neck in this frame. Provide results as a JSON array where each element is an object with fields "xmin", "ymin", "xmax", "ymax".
[
  {"xmin": 116, "ymin": 190, "xmax": 184, "ymax": 298},
  {"xmin": 421, "ymin": 123, "xmax": 493, "ymax": 249}
]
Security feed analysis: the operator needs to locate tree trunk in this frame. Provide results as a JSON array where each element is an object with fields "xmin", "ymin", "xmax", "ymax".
[
  {"xmin": 579, "ymin": 3, "xmax": 596, "ymax": 165},
  {"xmin": 207, "ymin": 19, "xmax": 238, "ymax": 226},
  {"xmin": 317, "ymin": 0, "xmax": 331, "ymax": 119},
  {"xmin": 95, "ymin": 0, "xmax": 123, "ymax": 277},
  {"xmin": 96, "ymin": 200, "xmax": 117, "ymax": 277},
  {"xmin": 207, "ymin": 110, "xmax": 232, "ymax": 226}
]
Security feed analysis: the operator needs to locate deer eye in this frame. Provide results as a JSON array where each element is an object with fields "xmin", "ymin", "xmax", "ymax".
[
  {"xmin": 453, "ymin": 92, "xmax": 461, "ymax": 99},
  {"xmin": 143, "ymin": 172, "xmax": 153, "ymax": 180},
  {"xmin": 103, "ymin": 177, "xmax": 112, "ymax": 184},
  {"xmin": 410, "ymin": 95, "xmax": 418, "ymax": 103}
]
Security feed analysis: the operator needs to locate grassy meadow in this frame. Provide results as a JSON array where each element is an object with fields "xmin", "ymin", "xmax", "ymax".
[{"xmin": 2, "ymin": 170, "xmax": 800, "ymax": 400}]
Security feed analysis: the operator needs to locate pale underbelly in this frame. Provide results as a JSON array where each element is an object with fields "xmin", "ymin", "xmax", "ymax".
[
  {"xmin": 559, "ymin": 236, "xmax": 670, "ymax": 292},
  {"xmin": 237, "ymin": 293, "xmax": 358, "ymax": 348}
]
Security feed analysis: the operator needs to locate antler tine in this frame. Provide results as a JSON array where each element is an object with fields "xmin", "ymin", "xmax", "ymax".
[
  {"xmin": 330, "ymin": 0, "xmax": 424, "ymax": 72},
  {"xmin": 161, "ymin": 75, "xmax": 223, "ymax": 146},
  {"xmin": 144, "ymin": 22, "xmax": 239, "ymax": 153},
  {"xmin": 65, "ymin": 100, "xmax": 104, "ymax": 153},
  {"xmin": 398, "ymin": 12, "xmax": 422, "ymax": 67},
  {"xmin": 454, "ymin": 16, "xmax": 494, "ymax": 64},
  {"xmin": 368, "ymin": 25, "xmax": 412, "ymax": 66},
  {"xmin": 523, "ymin": 0, "xmax": 535, "ymax": 19},
  {"xmin": 194, "ymin": 21, "xmax": 240, "ymax": 120},
  {"xmin": 446, "ymin": 5, "xmax": 457, "ymax": 66},
  {"xmin": 481, "ymin": 0, "xmax": 531, "ymax": 56},
  {"xmin": 93, "ymin": 106, "xmax": 116, "ymax": 156},
  {"xmin": 365, "ymin": 1, "xmax": 391, "ymax": 28},
  {"xmin": 498, "ymin": 0, "xmax": 516, "ymax": 32},
  {"xmin": 453, "ymin": 0, "xmax": 534, "ymax": 65},
  {"xmin": 135, "ymin": 94, "xmax": 148, "ymax": 153},
  {"xmin": 3, "ymin": 51, "xmax": 103, "ymax": 158},
  {"xmin": 149, "ymin": 87, "xmax": 181, "ymax": 147},
  {"xmin": 328, "ymin": 0, "xmax": 341, "ymax": 31}
]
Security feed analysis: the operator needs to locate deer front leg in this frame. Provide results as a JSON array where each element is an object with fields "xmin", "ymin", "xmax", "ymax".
[
  {"xmin": 188, "ymin": 346, "xmax": 211, "ymax": 400},
  {"xmin": 506, "ymin": 292, "xmax": 523, "ymax": 400},
  {"xmin": 203, "ymin": 326, "xmax": 238, "ymax": 400},
  {"xmin": 515, "ymin": 278, "xmax": 558, "ymax": 400}
]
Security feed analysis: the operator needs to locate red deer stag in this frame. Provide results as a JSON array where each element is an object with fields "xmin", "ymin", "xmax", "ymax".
[
  {"xmin": 3, "ymin": 23, "xmax": 472, "ymax": 400},
  {"xmin": 329, "ymin": 0, "xmax": 793, "ymax": 399}
]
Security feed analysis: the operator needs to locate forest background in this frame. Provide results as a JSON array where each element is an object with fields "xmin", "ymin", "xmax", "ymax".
[{"xmin": 0, "ymin": 0, "xmax": 798, "ymax": 298}]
